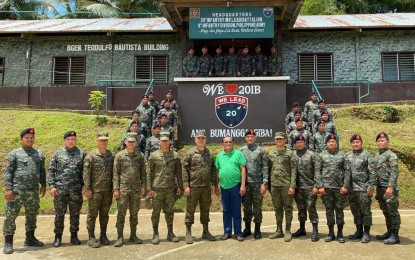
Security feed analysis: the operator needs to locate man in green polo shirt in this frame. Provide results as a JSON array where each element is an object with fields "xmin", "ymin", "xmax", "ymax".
[{"xmin": 215, "ymin": 136, "xmax": 246, "ymax": 242}]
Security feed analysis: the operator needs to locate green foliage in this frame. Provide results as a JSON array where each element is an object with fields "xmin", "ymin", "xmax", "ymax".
[
  {"xmin": 335, "ymin": 104, "xmax": 415, "ymax": 123},
  {"xmin": 301, "ymin": 0, "xmax": 346, "ymax": 15},
  {"xmin": 88, "ymin": 90, "xmax": 107, "ymax": 117}
]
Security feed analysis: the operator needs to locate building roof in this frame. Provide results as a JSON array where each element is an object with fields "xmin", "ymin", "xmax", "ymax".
[
  {"xmin": 0, "ymin": 18, "xmax": 173, "ymax": 34},
  {"xmin": 294, "ymin": 13, "xmax": 415, "ymax": 30}
]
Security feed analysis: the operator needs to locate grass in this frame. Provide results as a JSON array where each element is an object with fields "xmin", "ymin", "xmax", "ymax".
[{"xmin": 1, "ymin": 104, "xmax": 415, "ymax": 215}]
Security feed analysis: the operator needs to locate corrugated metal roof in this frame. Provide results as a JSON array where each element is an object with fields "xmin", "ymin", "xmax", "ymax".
[
  {"xmin": 0, "ymin": 18, "xmax": 174, "ymax": 33},
  {"xmin": 294, "ymin": 13, "xmax": 415, "ymax": 29}
]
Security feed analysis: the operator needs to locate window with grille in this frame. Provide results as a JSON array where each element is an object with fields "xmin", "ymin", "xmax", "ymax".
[
  {"xmin": 0, "ymin": 57, "xmax": 4, "ymax": 86},
  {"xmin": 135, "ymin": 56, "xmax": 168, "ymax": 84},
  {"xmin": 52, "ymin": 57, "xmax": 86, "ymax": 85},
  {"xmin": 298, "ymin": 53, "xmax": 333, "ymax": 82},
  {"xmin": 382, "ymin": 52, "xmax": 415, "ymax": 82}
]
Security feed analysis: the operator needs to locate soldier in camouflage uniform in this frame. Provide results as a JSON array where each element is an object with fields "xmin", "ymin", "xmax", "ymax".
[
  {"xmin": 310, "ymin": 120, "xmax": 329, "ymax": 153},
  {"xmin": 237, "ymin": 46, "xmax": 254, "ymax": 77},
  {"xmin": 182, "ymin": 130, "xmax": 218, "ymax": 244},
  {"xmin": 285, "ymin": 102, "xmax": 308, "ymax": 133},
  {"xmin": 159, "ymin": 90, "xmax": 179, "ymax": 112},
  {"xmin": 135, "ymin": 95, "xmax": 156, "ymax": 138},
  {"xmin": 213, "ymin": 46, "xmax": 226, "ymax": 77},
  {"xmin": 311, "ymin": 100, "xmax": 332, "ymax": 131},
  {"xmin": 199, "ymin": 45, "xmax": 214, "ymax": 77},
  {"xmin": 147, "ymin": 134, "xmax": 183, "ymax": 244},
  {"xmin": 112, "ymin": 132, "xmax": 146, "ymax": 247},
  {"xmin": 225, "ymin": 45, "xmax": 238, "ymax": 77},
  {"xmin": 321, "ymin": 110, "xmax": 337, "ymax": 135},
  {"xmin": 267, "ymin": 44, "xmax": 280, "ymax": 76},
  {"xmin": 268, "ymin": 132, "xmax": 296, "ymax": 242},
  {"xmin": 240, "ymin": 130, "xmax": 268, "ymax": 239},
  {"xmin": 183, "ymin": 46, "xmax": 199, "ymax": 77},
  {"xmin": 148, "ymin": 91, "xmax": 159, "ymax": 115},
  {"xmin": 304, "ymin": 92, "xmax": 319, "ymax": 129},
  {"xmin": 288, "ymin": 118, "xmax": 312, "ymax": 150},
  {"xmin": 292, "ymin": 135, "xmax": 320, "ymax": 242},
  {"xmin": 159, "ymin": 114, "xmax": 174, "ymax": 144},
  {"xmin": 158, "ymin": 99, "xmax": 177, "ymax": 129},
  {"xmin": 120, "ymin": 121, "xmax": 146, "ymax": 154},
  {"xmin": 49, "ymin": 131, "xmax": 85, "ymax": 247},
  {"xmin": 252, "ymin": 44, "xmax": 267, "ymax": 76},
  {"xmin": 372, "ymin": 132, "xmax": 401, "ymax": 245},
  {"xmin": 3, "ymin": 128, "xmax": 46, "ymax": 254},
  {"xmin": 83, "ymin": 133, "xmax": 114, "ymax": 248},
  {"xmin": 126, "ymin": 111, "xmax": 149, "ymax": 138},
  {"xmin": 287, "ymin": 112, "xmax": 309, "ymax": 134},
  {"xmin": 344, "ymin": 134, "xmax": 376, "ymax": 243},
  {"xmin": 315, "ymin": 133, "xmax": 349, "ymax": 243},
  {"xmin": 144, "ymin": 124, "xmax": 162, "ymax": 162}
]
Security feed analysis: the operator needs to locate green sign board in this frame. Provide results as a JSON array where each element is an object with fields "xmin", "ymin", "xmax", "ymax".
[{"xmin": 189, "ymin": 7, "xmax": 275, "ymax": 39}]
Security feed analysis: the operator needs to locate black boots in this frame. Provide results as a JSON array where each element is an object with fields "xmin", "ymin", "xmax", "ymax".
[
  {"xmin": 242, "ymin": 222, "xmax": 252, "ymax": 238},
  {"xmin": 70, "ymin": 232, "xmax": 81, "ymax": 245},
  {"xmin": 311, "ymin": 223, "xmax": 319, "ymax": 242},
  {"xmin": 254, "ymin": 223, "xmax": 262, "ymax": 239},
  {"xmin": 24, "ymin": 231, "xmax": 44, "ymax": 247},
  {"xmin": 3, "ymin": 235, "xmax": 13, "ymax": 254},
  {"xmin": 52, "ymin": 234, "xmax": 62, "ymax": 247},
  {"xmin": 100, "ymin": 227, "xmax": 110, "ymax": 245},
  {"xmin": 337, "ymin": 224, "xmax": 345, "ymax": 243},
  {"xmin": 384, "ymin": 229, "xmax": 400, "ymax": 245},
  {"xmin": 348, "ymin": 224, "xmax": 363, "ymax": 240},
  {"xmin": 376, "ymin": 229, "xmax": 391, "ymax": 240},
  {"xmin": 324, "ymin": 225, "xmax": 335, "ymax": 242},
  {"xmin": 292, "ymin": 221, "xmax": 306, "ymax": 237},
  {"xmin": 361, "ymin": 226, "xmax": 371, "ymax": 243}
]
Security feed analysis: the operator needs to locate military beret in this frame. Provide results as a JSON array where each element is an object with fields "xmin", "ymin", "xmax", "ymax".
[
  {"xmin": 243, "ymin": 45, "xmax": 249, "ymax": 49},
  {"xmin": 159, "ymin": 113, "xmax": 167, "ymax": 119},
  {"xmin": 97, "ymin": 132, "xmax": 109, "ymax": 140},
  {"xmin": 275, "ymin": 132, "xmax": 286, "ymax": 139},
  {"xmin": 376, "ymin": 132, "xmax": 389, "ymax": 141},
  {"xmin": 202, "ymin": 45, "xmax": 208, "ymax": 49},
  {"xmin": 229, "ymin": 45, "xmax": 235, "ymax": 49},
  {"xmin": 188, "ymin": 46, "xmax": 194, "ymax": 50},
  {"xmin": 292, "ymin": 102, "xmax": 300, "ymax": 107},
  {"xmin": 142, "ymin": 95, "xmax": 149, "ymax": 99},
  {"xmin": 295, "ymin": 117, "xmax": 303, "ymax": 122},
  {"xmin": 317, "ymin": 120, "xmax": 325, "ymax": 126},
  {"xmin": 63, "ymin": 131, "xmax": 76, "ymax": 139},
  {"xmin": 318, "ymin": 99, "xmax": 326, "ymax": 104},
  {"xmin": 216, "ymin": 45, "xmax": 222, "ymax": 50},
  {"xmin": 20, "ymin": 128, "xmax": 35, "ymax": 137},
  {"xmin": 245, "ymin": 129, "xmax": 256, "ymax": 136},
  {"xmin": 164, "ymin": 99, "xmax": 172, "ymax": 103},
  {"xmin": 195, "ymin": 130, "xmax": 207, "ymax": 137},
  {"xmin": 126, "ymin": 132, "xmax": 137, "ymax": 142},
  {"xmin": 350, "ymin": 134, "xmax": 362, "ymax": 142},
  {"xmin": 130, "ymin": 120, "xmax": 138, "ymax": 125},
  {"xmin": 325, "ymin": 133, "xmax": 337, "ymax": 143},
  {"xmin": 271, "ymin": 44, "xmax": 276, "ymax": 49},
  {"xmin": 311, "ymin": 91, "xmax": 317, "ymax": 95},
  {"xmin": 256, "ymin": 44, "xmax": 261, "ymax": 48},
  {"xmin": 294, "ymin": 112, "xmax": 301, "ymax": 116},
  {"xmin": 165, "ymin": 90, "xmax": 173, "ymax": 94},
  {"xmin": 152, "ymin": 123, "xmax": 161, "ymax": 129},
  {"xmin": 294, "ymin": 134, "xmax": 305, "ymax": 142},
  {"xmin": 148, "ymin": 91, "xmax": 155, "ymax": 95},
  {"xmin": 321, "ymin": 110, "xmax": 329, "ymax": 116}
]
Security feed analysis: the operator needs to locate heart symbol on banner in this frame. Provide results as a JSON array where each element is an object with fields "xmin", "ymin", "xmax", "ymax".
[{"xmin": 226, "ymin": 84, "xmax": 238, "ymax": 94}]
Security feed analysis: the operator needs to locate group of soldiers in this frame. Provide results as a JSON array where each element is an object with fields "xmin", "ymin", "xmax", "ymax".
[{"xmin": 182, "ymin": 44, "xmax": 281, "ymax": 77}]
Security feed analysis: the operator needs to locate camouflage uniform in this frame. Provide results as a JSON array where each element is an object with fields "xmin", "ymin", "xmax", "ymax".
[
  {"xmin": 149, "ymin": 99, "xmax": 160, "ymax": 115},
  {"xmin": 288, "ymin": 128, "xmax": 313, "ymax": 150},
  {"xmin": 225, "ymin": 53, "xmax": 238, "ymax": 77},
  {"xmin": 125, "ymin": 120, "xmax": 149, "ymax": 139},
  {"xmin": 285, "ymin": 112, "xmax": 307, "ymax": 133},
  {"xmin": 183, "ymin": 55, "xmax": 199, "ymax": 77},
  {"xmin": 213, "ymin": 54, "xmax": 225, "ymax": 77},
  {"xmin": 310, "ymin": 131, "xmax": 329, "ymax": 153},
  {"xmin": 83, "ymin": 149, "xmax": 114, "ymax": 239},
  {"xmin": 252, "ymin": 52, "xmax": 267, "ymax": 76},
  {"xmin": 135, "ymin": 104, "xmax": 156, "ymax": 137},
  {"xmin": 160, "ymin": 99, "xmax": 179, "ymax": 112},
  {"xmin": 120, "ymin": 131, "xmax": 146, "ymax": 154},
  {"xmin": 161, "ymin": 124, "xmax": 174, "ymax": 144},
  {"xmin": 304, "ymin": 100, "xmax": 318, "ymax": 128},
  {"xmin": 237, "ymin": 54, "xmax": 254, "ymax": 77},
  {"xmin": 240, "ymin": 144, "xmax": 268, "ymax": 224},
  {"xmin": 158, "ymin": 107, "xmax": 177, "ymax": 128},
  {"xmin": 372, "ymin": 149, "xmax": 400, "ymax": 236},
  {"xmin": 287, "ymin": 121, "xmax": 309, "ymax": 134},
  {"xmin": 267, "ymin": 53, "xmax": 279, "ymax": 76},
  {"xmin": 48, "ymin": 147, "xmax": 85, "ymax": 235},
  {"xmin": 324, "ymin": 120, "xmax": 337, "ymax": 135},
  {"xmin": 199, "ymin": 54, "xmax": 214, "ymax": 77},
  {"xmin": 144, "ymin": 134, "xmax": 160, "ymax": 162},
  {"xmin": 147, "ymin": 150, "xmax": 182, "ymax": 227},
  {"xmin": 3, "ymin": 147, "xmax": 46, "ymax": 236},
  {"xmin": 113, "ymin": 149, "xmax": 146, "ymax": 236},
  {"xmin": 312, "ymin": 108, "xmax": 332, "ymax": 131}
]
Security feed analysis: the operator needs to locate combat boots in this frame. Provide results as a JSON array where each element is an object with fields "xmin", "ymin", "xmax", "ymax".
[
  {"xmin": 376, "ymin": 227, "xmax": 391, "ymax": 240},
  {"xmin": 3, "ymin": 235, "xmax": 13, "ymax": 254},
  {"xmin": 24, "ymin": 231, "xmax": 44, "ymax": 247},
  {"xmin": 52, "ymin": 234, "xmax": 62, "ymax": 247},
  {"xmin": 129, "ymin": 226, "xmax": 143, "ymax": 244},
  {"xmin": 284, "ymin": 223, "xmax": 292, "ymax": 242},
  {"xmin": 292, "ymin": 221, "xmax": 306, "ymax": 237},
  {"xmin": 384, "ymin": 229, "xmax": 400, "ymax": 245},
  {"xmin": 87, "ymin": 229, "xmax": 100, "ymax": 248},
  {"xmin": 114, "ymin": 228, "xmax": 124, "ymax": 247},
  {"xmin": 99, "ymin": 227, "xmax": 110, "ymax": 245},
  {"xmin": 167, "ymin": 224, "xmax": 179, "ymax": 243},
  {"xmin": 311, "ymin": 223, "xmax": 319, "ymax": 242},
  {"xmin": 337, "ymin": 224, "xmax": 345, "ymax": 243},
  {"xmin": 254, "ymin": 223, "xmax": 262, "ymax": 239},
  {"xmin": 202, "ymin": 223, "xmax": 215, "ymax": 241},
  {"xmin": 185, "ymin": 224, "xmax": 193, "ymax": 244},
  {"xmin": 325, "ymin": 225, "xmax": 335, "ymax": 242},
  {"xmin": 242, "ymin": 222, "xmax": 252, "ymax": 238},
  {"xmin": 361, "ymin": 226, "xmax": 371, "ymax": 243},
  {"xmin": 348, "ymin": 224, "xmax": 363, "ymax": 240},
  {"xmin": 152, "ymin": 225, "xmax": 160, "ymax": 245},
  {"xmin": 269, "ymin": 222, "xmax": 284, "ymax": 239},
  {"xmin": 70, "ymin": 232, "xmax": 81, "ymax": 245}
]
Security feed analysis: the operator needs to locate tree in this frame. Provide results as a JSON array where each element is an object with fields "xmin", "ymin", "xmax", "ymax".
[
  {"xmin": 301, "ymin": 0, "xmax": 345, "ymax": 15},
  {"xmin": 337, "ymin": 0, "xmax": 415, "ymax": 14},
  {"xmin": 0, "ymin": 0, "xmax": 60, "ymax": 19}
]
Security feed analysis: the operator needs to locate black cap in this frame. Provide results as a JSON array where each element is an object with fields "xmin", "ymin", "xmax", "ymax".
[
  {"xmin": 376, "ymin": 132, "xmax": 389, "ymax": 141},
  {"xmin": 325, "ymin": 133, "xmax": 336, "ymax": 143},
  {"xmin": 142, "ymin": 95, "xmax": 149, "ymax": 99},
  {"xmin": 292, "ymin": 102, "xmax": 300, "ymax": 107},
  {"xmin": 294, "ymin": 134, "xmax": 305, "ymax": 142},
  {"xmin": 63, "ymin": 131, "xmax": 76, "ymax": 139},
  {"xmin": 245, "ymin": 129, "xmax": 256, "ymax": 136},
  {"xmin": 318, "ymin": 99, "xmax": 326, "ymax": 104},
  {"xmin": 152, "ymin": 123, "xmax": 161, "ymax": 129},
  {"xmin": 350, "ymin": 134, "xmax": 363, "ymax": 142},
  {"xmin": 20, "ymin": 128, "xmax": 35, "ymax": 137}
]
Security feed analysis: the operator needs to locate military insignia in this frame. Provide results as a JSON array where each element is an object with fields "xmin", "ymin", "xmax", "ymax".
[
  {"xmin": 263, "ymin": 7, "xmax": 273, "ymax": 18},
  {"xmin": 190, "ymin": 8, "xmax": 200, "ymax": 19},
  {"xmin": 215, "ymin": 95, "xmax": 248, "ymax": 128}
]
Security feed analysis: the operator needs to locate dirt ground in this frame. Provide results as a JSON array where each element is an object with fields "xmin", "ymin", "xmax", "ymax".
[{"xmin": 0, "ymin": 209, "xmax": 414, "ymax": 260}]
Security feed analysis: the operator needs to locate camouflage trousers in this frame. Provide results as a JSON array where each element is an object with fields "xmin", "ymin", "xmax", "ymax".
[
  {"xmin": 54, "ymin": 189, "xmax": 83, "ymax": 234},
  {"xmin": 151, "ymin": 188, "xmax": 176, "ymax": 226},
  {"xmin": 185, "ymin": 186, "xmax": 212, "ymax": 225},
  {"xmin": 294, "ymin": 188, "xmax": 319, "ymax": 223},
  {"xmin": 271, "ymin": 186, "xmax": 293, "ymax": 224},
  {"xmin": 242, "ymin": 183, "xmax": 263, "ymax": 224},
  {"xmin": 375, "ymin": 186, "xmax": 401, "ymax": 230},
  {"xmin": 321, "ymin": 188, "xmax": 346, "ymax": 226},
  {"xmin": 87, "ymin": 191, "xmax": 113, "ymax": 233},
  {"xmin": 3, "ymin": 190, "xmax": 39, "ymax": 236},
  {"xmin": 348, "ymin": 190, "xmax": 372, "ymax": 226},
  {"xmin": 116, "ymin": 190, "xmax": 141, "ymax": 230}
]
